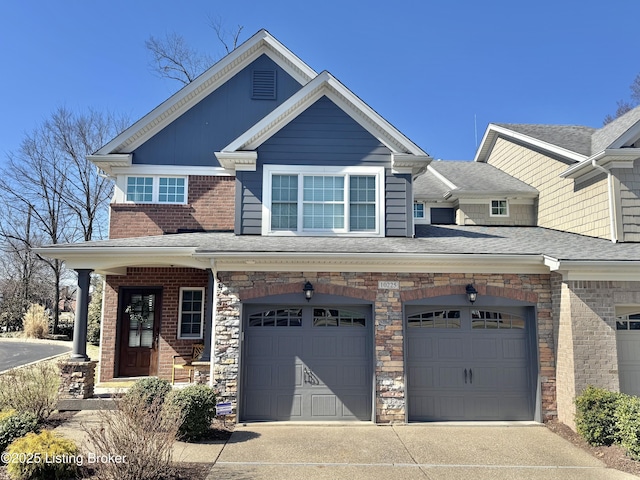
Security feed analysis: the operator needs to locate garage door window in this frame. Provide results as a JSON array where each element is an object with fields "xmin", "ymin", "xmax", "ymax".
[
  {"xmin": 249, "ymin": 309, "xmax": 302, "ymax": 327},
  {"xmin": 617, "ymin": 313, "xmax": 640, "ymax": 330},
  {"xmin": 471, "ymin": 310, "xmax": 525, "ymax": 329},
  {"xmin": 407, "ymin": 310, "xmax": 461, "ymax": 328},
  {"xmin": 313, "ymin": 308, "xmax": 366, "ymax": 327}
]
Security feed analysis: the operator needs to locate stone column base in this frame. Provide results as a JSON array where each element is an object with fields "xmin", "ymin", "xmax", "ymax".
[
  {"xmin": 192, "ymin": 362, "xmax": 211, "ymax": 384},
  {"xmin": 59, "ymin": 361, "xmax": 98, "ymax": 399}
]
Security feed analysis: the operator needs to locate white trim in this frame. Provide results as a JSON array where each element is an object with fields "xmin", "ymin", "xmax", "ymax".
[
  {"xmin": 94, "ymin": 30, "xmax": 317, "ymax": 156},
  {"xmin": 178, "ymin": 287, "xmax": 205, "ymax": 340},
  {"xmin": 474, "ymin": 124, "xmax": 587, "ymax": 164},
  {"xmin": 544, "ymin": 256, "xmax": 640, "ymax": 281},
  {"xmin": 261, "ymin": 165, "xmax": 385, "ymax": 237},
  {"xmin": 490, "ymin": 199, "xmax": 509, "ymax": 217},
  {"xmin": 111, "ymin": 165, "xmax": 233, "ymax": 176},
  {"xmin": 222, "ymin": 71, "xmax": 429, "ymax": 158}
]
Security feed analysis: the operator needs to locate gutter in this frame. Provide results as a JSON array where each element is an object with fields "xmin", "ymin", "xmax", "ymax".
[{"xmin": 590, "ymin": 159, "xmax": 618, "ymax": 243}]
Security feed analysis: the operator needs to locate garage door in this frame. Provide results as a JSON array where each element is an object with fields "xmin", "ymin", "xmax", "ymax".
[
  {"xmin": 407, "ymin": 307, "xmax": 533, "ymax": 421},
  {"xmin": 616, "ymin": 314, "xmax": 640, "ymax": 397},
  {"xmin": 242, "ymin": 305, "xmax": 372, "ymax": 421}
]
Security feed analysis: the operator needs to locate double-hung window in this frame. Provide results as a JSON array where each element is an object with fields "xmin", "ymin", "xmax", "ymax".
[
  {"xmin": 125, "ymin": 176, "xmax": 187, "ymax": 204},
  {"xmin": 178, "ymin": 288, "xmax": 204, "ymax": 339},
  {"xmin": 263, "ymin": 166, "xmax": 384, "ymax": 236}
]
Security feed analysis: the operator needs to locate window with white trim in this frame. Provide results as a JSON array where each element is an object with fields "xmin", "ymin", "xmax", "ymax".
[
  {"xmin": 490, "ymin": 200, "xmax": 508, "ymax": 217},
  {"xmin": 263, "ymin": 166, "xmax": 384, "ymax": 236},
  {"xmin": 125, "ymin": 176, "xmax": 187, "ymax": 204},
  {"xmin": 178, "ymin": 288, "xmax": 204, "ymax": 339},
  {"xmin": 413, "ymin": 202, "xmax": 425, "ymax": 219}
]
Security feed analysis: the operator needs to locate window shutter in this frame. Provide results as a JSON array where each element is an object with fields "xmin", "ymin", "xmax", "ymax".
[{"xmin": 252, "ymin": 70, "xmax": 277, "ymax": 99}]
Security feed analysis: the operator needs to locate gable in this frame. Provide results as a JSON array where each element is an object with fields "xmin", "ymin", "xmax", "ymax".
[
  {"xmin": 257, "ymin": 96, "xmax": 391, "ymax": 166},
  {"xmin": 132, "ymin": 54, "xmax": 303, "ymax": 167}
]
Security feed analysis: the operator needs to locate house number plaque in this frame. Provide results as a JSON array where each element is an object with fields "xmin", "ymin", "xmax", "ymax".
[{"xmin": 378, "ymin": 281, "xmax": 399, "ymax": 289}]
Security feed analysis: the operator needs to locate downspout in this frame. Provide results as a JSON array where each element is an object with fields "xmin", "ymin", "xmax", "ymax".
[
  {"xmin": 208, "ymin": 260, "xmax": 218, "ymax": 388},
  {"xmin": 591, "ymin": 159, "xmax": 618, "ymax": 243}
]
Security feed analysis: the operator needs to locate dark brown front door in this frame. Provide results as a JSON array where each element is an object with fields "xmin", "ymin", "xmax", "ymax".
[{"xmin": 118, "ymin": 288, "xmax": 161, "ymax": 377}]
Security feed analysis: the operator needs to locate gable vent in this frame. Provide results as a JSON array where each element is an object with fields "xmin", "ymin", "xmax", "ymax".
[{"xmin": 252, "ymin": 70, "xmax": 277, "ymax": 100}]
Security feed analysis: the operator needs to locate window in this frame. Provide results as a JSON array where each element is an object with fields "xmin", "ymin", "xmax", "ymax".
[
  {"xmin": 471, "ymin": 310, "xmax": 524, "ymax": 329},
  {"xmin": 408, "ymin": 310, "xmax": 461, "ymax": 328},
  {"xmin": 616, "ymin": 313, "xmax": 640, "ymax": 330},
  {"xmin": 125, "ymin": 176, "xmax": 187, "ymax": 204},
  {"xmin": 178, "ymin": 288, "xmax": 204, "ymax": 339},
  {"xmin": 413, "ymin": 202, "xmax": 425, "ymax": 219},
  {"xmin": 263, "ymin": 166, "xmax": 384, "ymax": 236},
  {"xmin": 313, "ymin": 308, "xmax": 366, "ymax": 327},
  {"xmin": 249, "ymin": 309, "xmax": 302, "ymax": 327},
  {"xmin": 490, "ymin": 200, "xmax": 508, "ymax": 216}
]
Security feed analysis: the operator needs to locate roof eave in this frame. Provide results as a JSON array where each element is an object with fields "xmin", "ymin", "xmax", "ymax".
[{"xmin": 560, "ymin": 149, "xmax": 640, "ymax": 179}]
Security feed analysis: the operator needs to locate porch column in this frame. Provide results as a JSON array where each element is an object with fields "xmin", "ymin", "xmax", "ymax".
[
  {"xmin": 200, "ymin": 269, "xmax": 214, "ymax": 362},
  {"xmin": 70, "ymin": 268, "xmax": 92, "ymax": 362}
]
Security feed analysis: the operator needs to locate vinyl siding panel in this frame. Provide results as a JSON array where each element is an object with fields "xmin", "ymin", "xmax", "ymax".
[
  {"xmin": 132, "ymin": 55, "xmax": 303, "ymax": 166},
  {"xmin": 237, "ymin": 172, "xmax": 263, "ymax": 235},
  {"xmin": 486, "ymin": 138, "xmax": 610, "ymax": 239},
  {"xmin": 386, "ymin": 171, "xmax": 410, "ymax": 237},
  {"xmin": 614, "ymin": 159, "xmax": 640, "ymax": 242}
]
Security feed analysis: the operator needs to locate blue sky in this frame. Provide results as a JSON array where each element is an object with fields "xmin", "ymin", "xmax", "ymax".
[{"xmin": 1, "ymin": 0, "xmax": 638, "ymax": 161}]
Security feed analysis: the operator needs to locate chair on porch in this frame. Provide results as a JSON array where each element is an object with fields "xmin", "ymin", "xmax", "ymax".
[{"xmin": 172, "ymin": 343, "xmax": 205, "ymax": 385}]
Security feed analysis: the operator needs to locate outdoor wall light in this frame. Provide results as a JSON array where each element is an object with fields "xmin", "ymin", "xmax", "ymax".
[
  {"xmin": 466, "ymin": 284, "xmax": 478, "ymax": 304},
  {"xmin": 303, "ymin": 281, "xmax": 314, "ymax": 301}
]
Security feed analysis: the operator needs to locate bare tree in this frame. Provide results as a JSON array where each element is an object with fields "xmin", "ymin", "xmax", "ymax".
[
  {"xmin": 604, "ymin": 73, "xmax": 640, "ymax": 125},
  {"xmin": 145, "ymin": 21, "xmax": 243, "ymax": 86},
  {"xmin": 0, "ymin": 107, "xmax": 126, "ymax": 332}
]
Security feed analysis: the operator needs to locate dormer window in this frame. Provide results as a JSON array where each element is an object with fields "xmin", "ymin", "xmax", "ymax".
[
  {"xmin": 490, "ymin": 200, "xmax": 509, "ymax": 217},
  {"xmin": 263, "ymin": 165, "xmax": 384, "ymax": 236}
]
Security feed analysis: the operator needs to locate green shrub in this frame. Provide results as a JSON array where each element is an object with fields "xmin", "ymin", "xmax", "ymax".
[
  {"xmin": 0, "ymin": 362, "xmax": 59, "ymax": 422},
  {"xmin": 0, "ymin": 412, "xmax": 39, "ymax": 455},
  {"xmin": 615, "ymin": 394, "xmax": 640, "ymax": 459},
  {"xmin": 0, "ymin": 409, "xmax": 17, "ymax": 422},
  {"xmin": 23, "ymin": 304, "xmax": 49, "ymax": 339},
  {"xmin": 6, "ymin": 430, "xmax": 79, "ymax": 480},
  {"xmin": 575, "ymin": 385, "xmax": 621, "ymax": 446},
  {"xmin": 168, "ymin": 384, "xmax": 217, "ymax": 441},
  {"xmin": 125, "ymin": 377, "xmax": 172, "ymax": 406}
]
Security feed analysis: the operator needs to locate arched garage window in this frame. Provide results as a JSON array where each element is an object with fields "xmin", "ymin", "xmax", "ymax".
[
  {"xmin": 313, "ymin": 308, "xmax": 366, "ymax": 327},
  {"xmin": 471, "ymin": 310, "xmax": 525, "ymax": 329},
  {"xmin": 407, "ymin": 310, "xmax": 461, "ymax": 328},
  {"xmin": 616, "ymin": 313, "xmax": 640, "ymax": 330},
  {"xmin": 248, "ymin": 308, "xmax": 302, "ymax": 327}
]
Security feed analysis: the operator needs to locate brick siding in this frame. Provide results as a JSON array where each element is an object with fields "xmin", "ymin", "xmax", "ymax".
[{"xmin": 109, "ymin": 176, "xmax": 235, "ymax": 239}]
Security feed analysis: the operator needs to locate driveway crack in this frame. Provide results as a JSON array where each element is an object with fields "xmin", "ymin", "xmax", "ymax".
[{"xmin": 391, "ymin": 425, "xmax": 434, "ymax": 479}]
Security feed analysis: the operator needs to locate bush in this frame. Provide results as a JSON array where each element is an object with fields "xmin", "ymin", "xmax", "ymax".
[
  {"xmin": 23, "ymin": 304, "xmax": 49, "ymax": 339},
  {"xmin": 83, "ymin": 391, "xmax": 182, "ymax": 480},
  {"xmin": 6, "ymin": 430, "xmax": 79, "ymax": 480},
  {"xmin": 575, "ymin": 385, "xmax": 621, "ymax": 446},
  {"xmin": 0, "ymin": 412, "xmax": 39, "ymax": 455},
  {"xmin": 615, "ymin": 394, "xmax": 640, "ymax": 459},
  {"xmin": 87, "ymin": 278, "xmax": 103, "ymax": 345},
  {"xmin": 168, "ymin": 384, "xmax": 217, "ymax": 441},
  {"xmin": 125, "ymin": 377, "xmax": 172, "ymax": 406},
  {"xmin": 0, "ymin": 362, "xmax": 59, "ymax": 422}
]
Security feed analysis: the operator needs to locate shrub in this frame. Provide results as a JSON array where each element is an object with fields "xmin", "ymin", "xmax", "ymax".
[
  {"xmin": 87, "ymin": 278, "xmax": 103, "ymax": 345},
  {"xmin": 83, "ymin": 392, "xmax": 183, "ymax": 480},
  {"xmin": 0, "ymin": 362, "xmax": 59, "ymax": 422},
  {"xmin": 23, "ymin": 304, "xmax": 49, "ymax": 339},
  {"xmin": 575, "ymin": 385, "xmax": 621, "ymax": 446},
  {"xmin": 6, "ymin": 430, "xmax": 79, "ymax": 480},
  {"xmin": 615, "ymin": 394, "xmax": 640, "ymax": 459},
  {"xmin": 0, "ymin": 409, "xmax": 17, "ymax": 422},
  {"xmin": 125, "ymin": 377, "xmax": 172, "ymax": 406},
  {"xmin": 168, "ymin": 384, "xmax": 217, "ymax": 441},
  {"xmin": 0, "ymin": 412, "xmax": 39, "ymax": 455}
]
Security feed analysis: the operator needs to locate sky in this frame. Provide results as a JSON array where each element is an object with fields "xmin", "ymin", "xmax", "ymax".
[{"xmin": 0, "ymin": 0, "xmax": 638, "ymax": 162}]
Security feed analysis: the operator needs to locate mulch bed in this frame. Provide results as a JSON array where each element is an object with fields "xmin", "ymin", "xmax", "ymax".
[{"xmin": 546, "ymin": 419, "xmax": 640, "ymax": 476}]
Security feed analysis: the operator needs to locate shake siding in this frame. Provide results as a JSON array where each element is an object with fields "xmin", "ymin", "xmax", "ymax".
[
  {"xmin": 486, "ymin": 138, "xmax": 610, "ymax": 239},
  {"xmin": 613, "ymin": 159, "xmax": 640, "ymax": 242},
  {"xmin": 458, "ymin": 203, "xmax": 535, "ymax": 226}
]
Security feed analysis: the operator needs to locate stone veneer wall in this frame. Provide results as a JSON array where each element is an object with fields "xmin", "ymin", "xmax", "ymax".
[
  {"xmin": 101, "ymin": 267, "xmax": 209, "ymax": 382},
  {"xmin": 554, "ymin": 278, "xmax": 640, "ymax": 429},
  {"xmin": 216, "ymin": 271, "xmax": 555, "ymax": 423}
]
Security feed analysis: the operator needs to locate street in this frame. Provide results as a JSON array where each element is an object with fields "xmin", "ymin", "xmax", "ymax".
[{"xmin": 0, "ymin": 340, "xmax": 71, "ymax": 372}]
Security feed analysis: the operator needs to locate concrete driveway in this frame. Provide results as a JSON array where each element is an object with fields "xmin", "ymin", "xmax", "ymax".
[{"xmin": 208, "ymin": 424, "xmax": 638, "ymax": 480}]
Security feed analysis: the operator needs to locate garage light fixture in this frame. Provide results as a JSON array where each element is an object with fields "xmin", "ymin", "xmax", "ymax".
[
  {"xmin": 303, "ymin": 281, "xmax": 314, "ymax": 301},
  {"xmin": 466, "ymin": 284, "xmax": 478, "ymax": 304}
]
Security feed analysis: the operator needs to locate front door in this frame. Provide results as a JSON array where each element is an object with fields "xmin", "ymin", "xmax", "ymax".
[{"xmin": 118, "ymin": 288, "xmax": 161, "ymax": 377}]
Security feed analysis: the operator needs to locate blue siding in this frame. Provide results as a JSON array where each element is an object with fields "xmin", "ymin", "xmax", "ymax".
[
  {"xmin": 385, "ymin": 172, "xmax": 411, "ymax": 237},
  {"xmin": 257, "ymin": 96, "xmax": 391, "ymax": 166},
  {"xmin": 236, "ymin": 97, "xmax": 413, "ymax": 236},
  {"xmin": 132, "ymin": 55, "xmax": 303, "ymax": 166}
]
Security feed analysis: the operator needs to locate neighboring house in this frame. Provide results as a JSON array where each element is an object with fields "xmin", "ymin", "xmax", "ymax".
[{"xmin": 37, "ymin": 30, "xmax": 640, "ymax": 428}]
